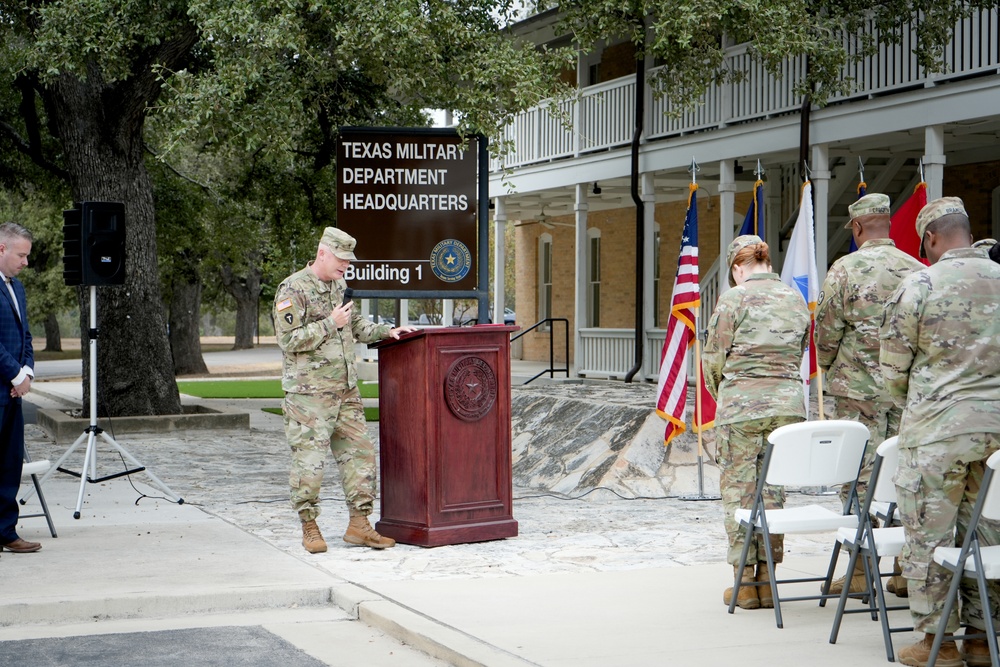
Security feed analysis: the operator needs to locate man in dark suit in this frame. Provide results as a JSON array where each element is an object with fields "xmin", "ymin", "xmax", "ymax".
[{"xmin": 0, "ymin": 221, "xmax": 41, "ymax": 554}]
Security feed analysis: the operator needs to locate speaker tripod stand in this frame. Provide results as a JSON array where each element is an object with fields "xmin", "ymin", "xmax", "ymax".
[{"xmin": 30, "ymin": 286, "xmax": 184, "ymax": 518}]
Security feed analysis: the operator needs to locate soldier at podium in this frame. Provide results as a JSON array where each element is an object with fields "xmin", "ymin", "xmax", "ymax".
[{"xmin": 274, "ymin": 227, "xmax": 416, "ymax": 554}]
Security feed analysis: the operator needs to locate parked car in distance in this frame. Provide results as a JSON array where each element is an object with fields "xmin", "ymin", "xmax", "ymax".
[{"xmin": 453, "ymin": 307, "xmax": 515, "ymax": 326}]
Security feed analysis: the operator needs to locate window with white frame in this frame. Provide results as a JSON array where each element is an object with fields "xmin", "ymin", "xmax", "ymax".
[
  {"xmin": 538, "ymin": 234, "xmax": 553, "ymax": 327},
  {"xmin": 587, "ymin": 228, "xmax": 601, "ymax": 327},
  {"xmin": 653, "ymin": 226, "xmax": 661, "ymax": 328}
]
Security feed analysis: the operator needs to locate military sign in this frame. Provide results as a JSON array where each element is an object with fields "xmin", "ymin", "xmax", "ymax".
[
  {"xmin": 444, "ymin": 356, "xmax": 497, "ymax": 422},
  {"xmin": 337, "ymin": 127, "xmax": 478, "ymax": 291}
]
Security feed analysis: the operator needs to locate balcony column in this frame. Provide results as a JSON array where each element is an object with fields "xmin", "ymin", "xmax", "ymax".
[
  {"xmin": 718, "ymin": 159, "xmax": 737, "ymax": 296},
  {"xmin": 642, "ymin": 172, "xmax": 656, "ymax": 379},
  {"xmin": 811, "ymin": 143, "xmax": 831, "ymax": 284},
  {"xmin": 491, "ymin": 196, "xmax": 507, "ymax": 328},
  {"xmin": 573, "ymin": 183, "xmax": 589, "ymax": 375},
  {"xmin": 924, "ymin": 125, "xmax": 946, "ymax": 201}
]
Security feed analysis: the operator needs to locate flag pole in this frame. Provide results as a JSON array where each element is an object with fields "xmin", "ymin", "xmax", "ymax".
[
  {"xmin": 680, "ymin": 162, "xmax": 719, "ymax": 501},
  {"xmin": 816, "ymin": 367, "xmax": 825, "ymax": 420}
]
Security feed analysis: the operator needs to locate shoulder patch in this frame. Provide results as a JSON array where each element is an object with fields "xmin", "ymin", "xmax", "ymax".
[{"xmin": 276, "ymin": 298, "xmax": 293, "ymax": 312}]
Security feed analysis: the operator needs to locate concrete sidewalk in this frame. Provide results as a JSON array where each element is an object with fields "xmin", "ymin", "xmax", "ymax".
[{"xmin": 2, "ymin": 379, "xmax": 915, "ymax": 666}]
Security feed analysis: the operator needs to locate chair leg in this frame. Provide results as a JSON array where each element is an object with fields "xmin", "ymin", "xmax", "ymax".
[
  {"xmin": 820, "ymin": 539, "xmax": 843, "ymax": 607},
  {"xmin": 928, "ymin": 559, "xmax": 966, "ymax": 667},
  {"xmin": 31, "ymin": 473, "xmax": 57, "ymax": 538},
  {"xmin": 829, "ymin": 543, "xmax": 863, "ymax": 645},
  {"xmin": 759, "ymin": 524, "xmax": 783, "ymax": 628},
  {"xmin": 729, "ymin": 518, "xmax": 757, "ymax": 615}
]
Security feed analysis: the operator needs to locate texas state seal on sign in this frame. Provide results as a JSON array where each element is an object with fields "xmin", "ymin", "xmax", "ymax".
[
  {"xmin": 444, "ymin": 356, "xmax": 497, "ymax": 422},
  {"xmin": 429, "ymin": 239, "xmax": 472, "ymax": 283}
]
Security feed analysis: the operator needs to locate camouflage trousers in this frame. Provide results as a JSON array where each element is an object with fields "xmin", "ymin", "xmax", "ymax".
[
  {"xmin": 896, "ymin": 433, "xmax": 1000, "ymax": 634},
  {"xmin": 834, "ymin": 396, "xmax": 902, "ymax": 506},
  {"xmin": 283, "ymin": 388, "xmax": 376, "ymax": 522},
  {"xmin": 718, "ymin": 415, "xmax": 801, "ymax": 566}
]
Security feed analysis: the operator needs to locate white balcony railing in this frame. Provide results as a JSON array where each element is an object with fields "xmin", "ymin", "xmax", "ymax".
[{"xmin": 494, "ymin": 8, "xmax": 1000, "ymax": 171}]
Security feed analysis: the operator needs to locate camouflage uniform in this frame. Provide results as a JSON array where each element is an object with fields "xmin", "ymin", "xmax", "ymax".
[
  {"xmin": 704, "ymin": 273, "xmax": 810, "ymax": 565},
  {"xmin": 880, "ymin": 246, "xmax": 1000, "ymax": 634},
  {"xmin": 274, "ymin": 267, "xmax": 391, "ymax": 522},
  {"xmin": 815, "ymin": 238, "xmax": 923, "ymax": 503}
]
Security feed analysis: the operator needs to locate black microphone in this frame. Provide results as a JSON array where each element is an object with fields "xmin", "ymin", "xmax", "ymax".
[{"xmin": 342, "ymin": 288, "xmax": 354, "ymax": 306}]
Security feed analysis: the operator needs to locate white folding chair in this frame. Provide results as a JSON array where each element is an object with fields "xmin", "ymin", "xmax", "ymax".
[
  {"xmin": 828, "ymin": 436, "xmax": 911, "ymax": 661},
  {"xmin": 927, "ymin": 448, "xmax": 1000, "ymax": 667},
  {"xmin": 729, "ymin": 419, "xmax": 870, "ymax": 628},
  {"xmin": 19, "ymin": 449, "xmax": 58, "ymax": 538}
]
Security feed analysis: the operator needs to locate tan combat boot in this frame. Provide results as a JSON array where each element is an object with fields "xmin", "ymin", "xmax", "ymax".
[
  {"xmin": 723, "ymin": 565, "xmax": 760, "ymax": 610},
  {"xmin": 886, "ymin": 557, "xmax": 908, "ymax": 598},
  {"xmin": 301, "ymin": 519, "xmax": 327, "ymax": 554},
  {"xmin": 755, "ymin": 563, "xmax": 774, "ymax": 608},
  {"xmin": 824, "ymin": 559, "xmax": 866, "ymax": 596},
  {"xmin": 961, "ymin": 628, "xmax": 992, "ymax": 667},
  {"xmin": 897, "ymin": 633, "xmax": 963, "ymax": 667},
  {"xmin": 344, "ymin": 515, "xmax": 396, "ymax": 549}
]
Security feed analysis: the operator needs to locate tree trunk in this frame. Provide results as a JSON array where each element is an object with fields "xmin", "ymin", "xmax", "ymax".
[
  {"xmin": 169, "ymin": 278, "xmax": 208, "ymax": 376},
  {"xmin": 43, "ymin": 312, "xmax": 62, "ymax": 352},
  {"xmin": 220, "ymin": 263, "xmax": 261, "ymax": 350},
  {"xmin": 51, "ymin": 71, "xmax": 182, "ymax": 417}
]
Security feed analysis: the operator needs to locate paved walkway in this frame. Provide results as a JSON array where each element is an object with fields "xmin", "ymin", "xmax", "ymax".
[{"xmin": 3, "ymin": 359, "xmax": 917, "ymax": 666}]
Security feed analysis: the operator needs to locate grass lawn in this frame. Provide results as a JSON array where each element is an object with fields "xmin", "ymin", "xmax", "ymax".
[{"xmin": 178, "ymin": 378, "xmax": 379, "ymax": 421}]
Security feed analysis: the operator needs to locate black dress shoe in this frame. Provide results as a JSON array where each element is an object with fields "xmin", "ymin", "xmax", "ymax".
[{"xmin": 1, "ymin": 538, "xmax": 42, "ymax": 553}]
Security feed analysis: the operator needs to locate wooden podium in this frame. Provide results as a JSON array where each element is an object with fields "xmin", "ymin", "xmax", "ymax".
[{"xmin": 370, "ymin": 325, "xmax": 519, "ymax": 547}]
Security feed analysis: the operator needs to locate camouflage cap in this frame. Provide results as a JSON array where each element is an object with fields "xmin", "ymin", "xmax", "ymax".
[
  {"xmin": 726, "ymin": 234, "xmax": 764, "ymax": 287},
  {"xmin": 844, "ymin": 192, "xmax": 890, "ymax": 228},
  {"xmin": 320, "ymin": 226, "xmax": 357, "ymax": 260},
  {"xmin": 972, "ymin": 238, "xmax": 997, "ymax": 250},
  {"xmin": 916, "ymin": 196, "xmax": 967, "ymax": 257}
]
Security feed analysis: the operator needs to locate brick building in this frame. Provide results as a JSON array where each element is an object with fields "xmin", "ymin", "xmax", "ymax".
[{"xmin": 488, "ymin": 8, "xmax": 1000, "ymax": 379}]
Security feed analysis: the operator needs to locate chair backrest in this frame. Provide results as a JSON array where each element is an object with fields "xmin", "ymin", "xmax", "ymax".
[
  {"xmin": 765, "ymin": 419, "xmax": 870, "ymax": 487},
  {"xmin": 871, "ymin": 436, "xmax": 900, "ymax": 504},
  {"xmin": 980, "ymin": 449, "xmax": 1000, "ymax": 521}
]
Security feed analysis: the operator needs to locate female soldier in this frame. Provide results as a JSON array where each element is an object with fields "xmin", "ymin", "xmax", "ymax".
[{"xmin": 703, "ymin": 235, "xmax": 810, "ymax": 610}]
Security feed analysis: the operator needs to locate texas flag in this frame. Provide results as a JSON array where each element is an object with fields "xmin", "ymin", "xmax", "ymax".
[{"xmin": 780, "ymin": 181, "xmax": 819, "ymax": 416}]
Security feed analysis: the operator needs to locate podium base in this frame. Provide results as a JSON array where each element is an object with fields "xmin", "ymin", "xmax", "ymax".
[{"xmin": 376, "ymin": 517, "xmax": 518, "ymax": 548}]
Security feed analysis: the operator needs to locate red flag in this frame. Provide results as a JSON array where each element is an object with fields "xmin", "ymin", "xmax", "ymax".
[
  {"xmin": 656, "ymin": 184, "xmax": 716, "ymax": 445},
  {"xmin": 890, "ymin": 182, "xmax": 929, "ymax": 265}
]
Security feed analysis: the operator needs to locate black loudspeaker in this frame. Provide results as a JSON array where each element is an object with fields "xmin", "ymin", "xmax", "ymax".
[{"xmin": 63, "ymin": 201, "xmax": 126, "ymax": 286}]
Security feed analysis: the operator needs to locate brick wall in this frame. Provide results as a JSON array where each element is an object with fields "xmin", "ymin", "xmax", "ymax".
[
  {"xmin": 514, "ymin": 189, "xmax": 753, "ymax": 363},
  {"xmin": 944, "ymin": 160, "xmax": 1000, "ymax": 241}
]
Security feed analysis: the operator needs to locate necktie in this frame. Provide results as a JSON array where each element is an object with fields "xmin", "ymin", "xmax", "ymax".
[{"xmin": 4, "ymin": 276, "xmax": 19, "ymax": 322}]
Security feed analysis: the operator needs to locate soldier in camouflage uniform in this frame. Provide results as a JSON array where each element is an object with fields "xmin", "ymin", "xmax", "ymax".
[
  {"xmin": 704, "ymin": 235, "xmax": 810, "ymax": 611},
  {"xmin": 274, "ymin": 227, "xmax": 416, "ymax": 554},
  {"xmin": 880, "ymin": 197, "xmax": 1000, "ymax": 667},
  {"xmin": 815, "ymin": 193, "xmax": 924, "ymax": 597}
]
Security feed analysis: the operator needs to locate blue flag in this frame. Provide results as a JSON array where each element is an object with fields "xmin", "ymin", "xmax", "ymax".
[{"xmin": 738, "ymin": 180, "xmax": 764, "ymax": 237}]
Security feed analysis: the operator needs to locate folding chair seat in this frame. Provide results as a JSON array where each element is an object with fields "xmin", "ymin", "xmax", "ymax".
[
  {"xmin": 828, "ymin": 436, "xmax": 912, "ymax": 662},
  {"xmin": 729, "ymin": 419, "xmax": 870, "ymax": 629},
  {"xmin": 19, "ymin": 449, "xmax": 58, "ymax": 538},
  {"xmin": 926, "ymin": 448, "xmax": 1000, "ymax": 667}
]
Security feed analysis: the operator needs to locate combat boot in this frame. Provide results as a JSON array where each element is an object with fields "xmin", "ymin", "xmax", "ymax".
[
  {"xmin": 301, "ymin": 519, "xmax": 327, "ymax": 554},
  {"xmin": 886, "ymin": 557, "xmax": 908, "ymax": 597},
  {"xmin": 723, "ymin": 565, "xmax": 760, "ymax": 610},
  {"xmin": 755, "ymin": 563, "xmax": 774, "ymax": 608},
  {"xmin": 897, "ymin": 633, "xmax": 962, "ymax": 667},
  {"xmin": 344, "ymin": 515, "xmax": 396, "ymax": 549},
  {"xmin": 960, "ymin": 628, "xmax": 992, "ymax": 667},
  {"xmin": 823, "ymin": 559, "xmax": 866, "ymax": 596}
]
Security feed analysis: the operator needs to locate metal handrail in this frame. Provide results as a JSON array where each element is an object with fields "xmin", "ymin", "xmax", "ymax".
[{"xmin": 510, "ymin": 318, "xmax": 570, "ymax": 385}]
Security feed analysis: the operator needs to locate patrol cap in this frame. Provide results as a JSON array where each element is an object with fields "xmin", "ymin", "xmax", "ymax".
[
  {"xmin": 915, "ymin": 197, "xmax": 967, "ymax": 258},
  {"xmin": 845, "ymin": 193, "xmax": 890, "ymax": 228},
  {"xmin": 972, "ymin": 238, "xmax": 997, "ymax": 250},
  {"xmin": 726, "ymin": 234, "xmax": 764, "ymax": 287},
  {"xmin": 320, "ymin": 226, "xmax": 357, "ymax": 261}
]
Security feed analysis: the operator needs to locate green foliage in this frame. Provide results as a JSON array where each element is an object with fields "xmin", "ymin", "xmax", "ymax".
[
  {"xmin": 177, "ymin": 377, "xmax": 378, "ymax": 398},
  {"xmin": 552, "ymin": 0, "xmax": 1000, "ymax": 109}
]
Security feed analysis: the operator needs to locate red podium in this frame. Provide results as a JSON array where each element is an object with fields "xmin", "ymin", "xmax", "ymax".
[{"xmin": 370, "ymin": 325, "xmax": 519, "ymax": 546}]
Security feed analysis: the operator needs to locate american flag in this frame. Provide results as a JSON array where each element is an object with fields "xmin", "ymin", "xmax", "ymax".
[{"xmin": 656, "ymin": 184, "xmax": 716, "ymax": 445}]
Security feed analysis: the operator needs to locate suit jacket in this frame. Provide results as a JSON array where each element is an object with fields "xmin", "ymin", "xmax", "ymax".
[{"xmin": 0, "ymin": 276, "xmax": 33, "ymax": 406}]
